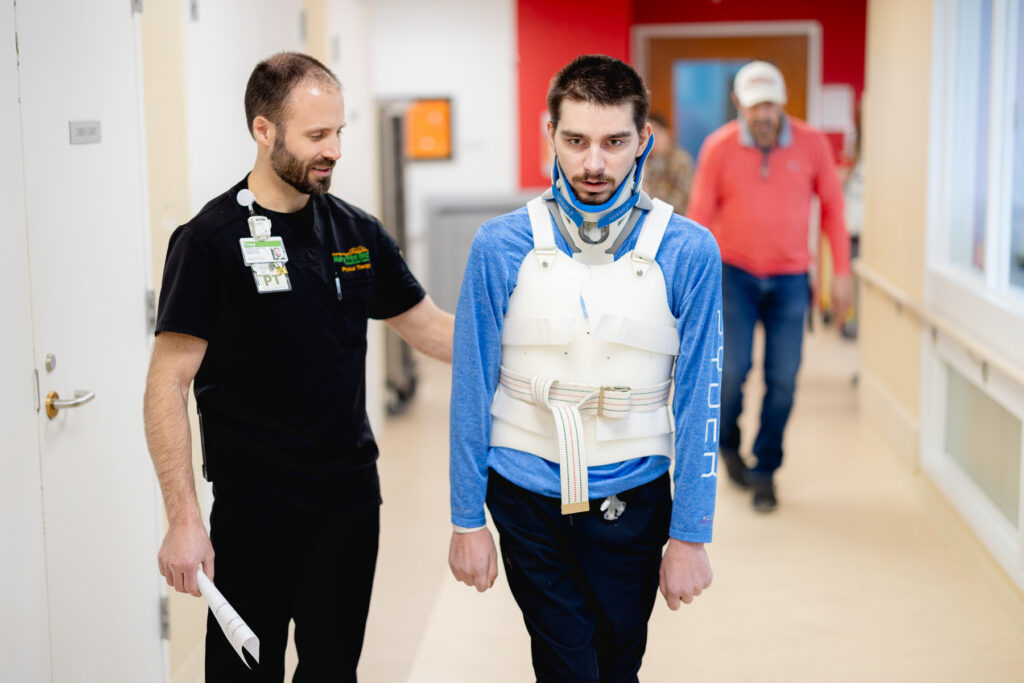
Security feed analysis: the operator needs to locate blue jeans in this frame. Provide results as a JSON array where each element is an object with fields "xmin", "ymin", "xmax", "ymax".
[{"xmin": 719, "ymin": 264, "xmax": 809, "ymax": 479}]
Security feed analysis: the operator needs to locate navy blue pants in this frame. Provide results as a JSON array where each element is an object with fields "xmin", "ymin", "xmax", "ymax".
[
  {"xmin": 487, "ymin": 470, "xmax": 671, "ymax": 683},
  {"xmin": 719, "ymin": 263, "xmax": 809, "ymax": 478},
  {"xmin": 205, "ymin": 485, "xmax": 379, "ymax": 682}
]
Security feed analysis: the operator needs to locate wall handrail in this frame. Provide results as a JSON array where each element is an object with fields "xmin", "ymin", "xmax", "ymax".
[{"xmin": 855, "ymin": 260, "xmax": 1024, "ymax": 388}]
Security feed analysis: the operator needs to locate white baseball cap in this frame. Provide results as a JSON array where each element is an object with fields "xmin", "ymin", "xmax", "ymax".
[{"xmin": 733, "ymin": 61, "xmax": 787, "ymax": 108}]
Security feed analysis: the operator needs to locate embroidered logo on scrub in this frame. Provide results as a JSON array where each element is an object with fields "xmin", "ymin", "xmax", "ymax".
[{"xmin": 333, "ymin": 246, "xmax": 371, "ymax": 273}]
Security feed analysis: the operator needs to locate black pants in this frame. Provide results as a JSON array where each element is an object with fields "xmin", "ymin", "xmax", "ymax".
[
  {"xmin": 205, "ymin": 486, "xmax": 380, "ymax": 682},
  {"xmin": 487, "ymin": 470, "xmax": 671, "ymax": 683}
]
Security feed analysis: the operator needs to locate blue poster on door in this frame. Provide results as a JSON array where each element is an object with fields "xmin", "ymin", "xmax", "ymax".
[{"xmin": 671, "ymin": 59, "xmax": 747, "ymax": 161}]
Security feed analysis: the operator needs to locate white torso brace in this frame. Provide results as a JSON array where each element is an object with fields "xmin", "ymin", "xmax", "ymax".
[{"xmin": 490, "ymin": 195, "xmax": 679, "ymax": 513}]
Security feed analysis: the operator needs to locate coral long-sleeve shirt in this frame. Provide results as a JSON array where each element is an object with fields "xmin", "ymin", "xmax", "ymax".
[{"xmin": 687, "ymin": 116, "xmax": 850, "ymax": 277}]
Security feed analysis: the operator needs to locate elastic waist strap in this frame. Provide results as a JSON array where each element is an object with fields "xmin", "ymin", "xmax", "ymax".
[
  {"xmin": 497, "ymin": 366, "xmax": 670, "ymax": 418},
  {"xmin": 496, "ymin": 366, "xmax": 670, "ymax": 514}
]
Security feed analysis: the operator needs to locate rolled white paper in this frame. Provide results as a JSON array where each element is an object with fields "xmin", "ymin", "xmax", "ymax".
[{"xmin": 197, "ymin": 568, "xmax": 260, "ymax": 667}]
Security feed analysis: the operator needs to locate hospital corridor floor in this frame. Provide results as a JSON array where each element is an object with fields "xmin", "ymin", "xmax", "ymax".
[{"xmin": 290, "ymin": 328, "xmax": 1024, "ymax": 682}]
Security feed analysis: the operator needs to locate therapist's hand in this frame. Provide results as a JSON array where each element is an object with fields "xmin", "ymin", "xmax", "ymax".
[
  {"xmin": 449, "ymin": 528, "xmax": 498, "ymax": 592},
  {"xmin": 158, "ymin": 515, "xmax": 214, "ymax": 597}
]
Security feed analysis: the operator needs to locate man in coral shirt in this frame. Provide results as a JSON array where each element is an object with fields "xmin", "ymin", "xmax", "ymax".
[{"xmin": 687, "ymin": 60, "xmax": 852, "ymax": 512}]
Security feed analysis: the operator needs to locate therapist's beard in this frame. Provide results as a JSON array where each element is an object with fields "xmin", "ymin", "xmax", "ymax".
[{"xmin": 271, "ymin": 134, "xmax": 334, "ymax": 196}]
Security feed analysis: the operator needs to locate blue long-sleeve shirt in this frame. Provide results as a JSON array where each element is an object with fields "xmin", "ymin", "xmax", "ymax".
[{"xmin": 450, "ymin": 205, "xmax": 723, "ymax": 542}]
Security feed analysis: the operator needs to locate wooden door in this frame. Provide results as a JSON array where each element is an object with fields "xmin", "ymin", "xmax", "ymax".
[{"xmin": 642, "ymin": 33, "xmax": 811, "ymax": 139}]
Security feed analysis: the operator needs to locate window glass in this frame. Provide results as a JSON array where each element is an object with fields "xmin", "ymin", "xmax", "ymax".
[
  {"xmin": 948, "ymin": 0, "xmax": 992, "ymax": 273},
  {"xmin": 1010, "ymin": 3, "xmax": 1024, "ymax": 290},
  {"xmin": 944, "ymin": 365, "xmax": 1022, "ymax": 527}
]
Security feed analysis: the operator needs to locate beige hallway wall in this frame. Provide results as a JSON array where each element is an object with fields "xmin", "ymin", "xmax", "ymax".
[
  {"xmin": 858, "ymin": 0, "xmax": 933, "ymax": 461},
  {"xmin": 139, "ymin": 3, "xmax": 205, "ymax": 680}
]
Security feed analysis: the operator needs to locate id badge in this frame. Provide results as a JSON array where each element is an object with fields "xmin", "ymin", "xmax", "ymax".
[
  {"xmin": 239, "ymin": 236, "xmax": 289, "ymax": 265},
  {"xmin": 252, "ymin": 263, "xmax": 291, "ymax": 293}
]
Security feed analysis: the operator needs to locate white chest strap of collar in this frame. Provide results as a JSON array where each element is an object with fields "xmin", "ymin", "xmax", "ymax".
[{"xmin": 529, "ymin": 195, "xmax": 673, "ymax": 274}]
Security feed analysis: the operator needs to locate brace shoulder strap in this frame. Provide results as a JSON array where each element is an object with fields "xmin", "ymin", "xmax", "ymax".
[
  {"xmin": 631, "ymin": 198, "xmax": 673, "ymax": 277},
  {"xmin": 526, "ymin": 195, "xmax": 557, "ymax": 268}
]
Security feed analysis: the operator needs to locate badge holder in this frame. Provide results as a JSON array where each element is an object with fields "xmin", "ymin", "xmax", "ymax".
[{"xmin": 236, "ymin": 188, "xmax": 291, "ymax": 293}]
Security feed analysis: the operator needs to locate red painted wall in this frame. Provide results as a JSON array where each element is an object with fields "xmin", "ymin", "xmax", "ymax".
[
  {"xmin": 516, "ymin": 0, "xmax": 867, "ymax": 189},
  {"xmin": 517, "ymin": 0, "xmax": 631, "ymax": 188}
]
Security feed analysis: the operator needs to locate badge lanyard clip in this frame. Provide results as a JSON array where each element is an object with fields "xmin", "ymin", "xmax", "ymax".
[
  {"xmin": 236, "ymin": 188, "xmax": 272, "ymax": 239},
  {"xmin": 236, "ymin": 188, "xmax": 290, "ymax": 293}
]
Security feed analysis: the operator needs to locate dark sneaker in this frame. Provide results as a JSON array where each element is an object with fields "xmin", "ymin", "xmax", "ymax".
[
  {"xmin": 720, "ymin": 450, "xmax": 751, "ymax": 489},
  {"xmin": 751, "ymin": 477, "xmax": 778, "ymax": 513}
]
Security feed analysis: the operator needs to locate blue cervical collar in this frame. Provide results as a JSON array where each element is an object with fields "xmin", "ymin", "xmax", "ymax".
[{"xmin": 551, "ymin": 134, "xmax": 654, "ymax": 229}]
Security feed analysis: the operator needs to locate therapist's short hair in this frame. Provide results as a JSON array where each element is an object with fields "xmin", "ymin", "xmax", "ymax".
[{"xmin": 244, "ymin": 52, "xmax": 341, "ymax": 137}]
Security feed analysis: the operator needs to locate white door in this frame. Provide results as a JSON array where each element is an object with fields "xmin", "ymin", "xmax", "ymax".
[
  {"xmin": 0, "ymin": 2, "xmax": 51, "ymax": 679},
  {"xmin": 7, "ymin": 1, "xmax": 166, "ymax": 680}
]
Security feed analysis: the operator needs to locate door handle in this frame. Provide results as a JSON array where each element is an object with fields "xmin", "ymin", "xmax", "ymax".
[{"xmin": 45, "ymin": 390, "xmax": 96, "ymax": 419}]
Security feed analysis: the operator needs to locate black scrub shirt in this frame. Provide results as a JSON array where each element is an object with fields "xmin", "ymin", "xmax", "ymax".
[{"xmin": 156, "ymin": 177, "xmax": 425, "ymax": 509}]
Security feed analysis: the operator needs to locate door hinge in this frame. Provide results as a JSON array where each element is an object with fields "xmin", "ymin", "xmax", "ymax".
[
  {"xmin": 145, "ymin": 288, "xmax": 156, "ymax": 337},
  {"xmin": 131, "ymin": 0, "xmax": 143, "ymax": 14},
  {"xmin": 331, "ymin": 35, "xmax": 341, "ymax": 64},
  {"xmin": 160, "ymin": 596, "xmax": 170, "ymax": 640}
]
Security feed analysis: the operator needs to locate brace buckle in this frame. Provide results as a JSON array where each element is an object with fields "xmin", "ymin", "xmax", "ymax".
[{"xmin": 598, "ymin": 385, "xmax": 631, "ymax": 418}]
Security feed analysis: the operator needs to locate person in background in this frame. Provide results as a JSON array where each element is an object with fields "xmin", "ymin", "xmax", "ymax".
[
  {"xmin": 642, "ymin": 111, "xmax": 695, "ymax": 215},
  {"xmin": 840, "ymin": 113, "xmax": 864, "ymax": 339},
  {"xmin": 687, "ymin": 60, "xmax": 852, "ymax": 513}
]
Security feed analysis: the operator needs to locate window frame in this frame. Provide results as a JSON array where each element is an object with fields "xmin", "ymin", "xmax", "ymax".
[
  {"xmin": 920, "ymin": 333, "xmax": 1024, "ymax": 589},
  {"xmin": 927, "ymin": 0, "xmax": 1024, "ymax": 373},
  {"xmin": 924, "ymin": 0, "xmax": 1024, "ymax": 592}
]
